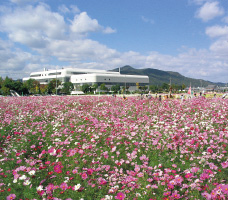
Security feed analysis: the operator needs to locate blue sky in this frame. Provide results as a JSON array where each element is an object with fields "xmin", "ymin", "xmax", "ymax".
[{"xmin": 0, "ymin": 0, "xmax": 228, "ymax": 82}]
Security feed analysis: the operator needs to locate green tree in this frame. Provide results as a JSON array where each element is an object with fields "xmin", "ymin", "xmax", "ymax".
[
  {"xmin": 1, "ymin": 86, "xmax": 10, "ymax": 96},
  {"xmin": 100, "ymin": 83, "xmax": 108, "ymax": 91},
  {"xmin": 3, "ymin": 76, "xmax": 14, "ymax": 90},
  {"xmin": 12, "ymin": 80, "xmax": 24, "ymax": 95},
  {"xmin": 0, "ymin": 77, "xmax": 3, "ymax": 88},
  {"xmin": 149, "ymin": 85, "xmax": 159, "ymax": 93},
  {"xmin": 40, "ymin": 84, "xmax": 48, "ymax": 95},
  {"xmin": 81, "ymin": 84, "xmax": 90, "ymax": 94},
  {"xmin": 111, "ymin": 84, "xmax": 120, "ymax": 93},
  {"xmin": 161, "ymin": 83, "xmax": 169, "ymax": 92},
  {"xmin": 181, "ymin": 83, "xmax": 186, "ymax": 91},
  {"xmin": 61, "ymin": 82, "xmax": 74, "ymax": 95},
  {"xmin": 24, "ymin": 79, "xmax": 40, "ymax": 94},
  {"xmin": 47, "ymin": 79, "xmax": 61, "ymax": 94},
  {"xmin": 92, "ymin": 83, "xmax": 98, "ymax": 93}
]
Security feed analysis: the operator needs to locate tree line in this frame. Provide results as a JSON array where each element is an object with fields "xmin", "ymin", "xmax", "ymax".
[
  {"xmin": 0, "ymin": 76, "xmax": 186, "ymax": 96},
  {"xmin": 0, "ymin": 77, "xmax": 73, "ymax": 96}
]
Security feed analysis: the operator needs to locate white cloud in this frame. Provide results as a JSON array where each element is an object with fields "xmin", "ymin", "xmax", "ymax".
[
  {"xmin": 10, "ymin": 0, "xmax": 39, "ymax": 4},
  {"xmin": 42, "ymin": 39, "xmax": 119, "ymax": 63},
  {"xmin": 70, "ymin": 12, "xmax": 102, "ymax": 34},
  {"xmin": 58, "ymin": 4, "xmax": 70, "ymax": 13},
  {"xmin": 205, "ymin": 25, "xmax": 228, "ymax": 58},
  {"xmin": 209, "ymin": 39, "xmax": 228, "ymax": 54},
  {"xmin": 103, "ymin": 27, "xmax": 116, "ymax": 34},
  {"xmin": 189, "ymin": 0, "xmax": 210, "ymax": 6},
  {"xmin": 0, "ymin": 38, "xmax": 43, "ymax": 78},
  {"xmin": 70, "ymin": 5, "xmax": 80, "ymax": 13},
  {"xmin": 0, "ymin": 4, "xmax": 66, "ymax": 48},
  {"xmin": 223, "ymin": 16, "xmax": 228, "ymax": 23},
  {"xmin": 70, "ymin": 12, "xmax": 116, "ymax": 35},
  {"xmin": 206, "ymin": 25, "xmax": 228, "ymax": 38},
  {"xmin": 58, "ymin": 4, "xmax": 80, "ymax": 14},
  {"xmin": 141, "ymin": 16, "xmax": 155, "ymax": 24},
  {"xmin": 0, "ymin": 1, "xmax": 227, "ymax": 82},
  {"xmin": 196, "ymin": 1, "xmax": 224, "ymax": 22}
]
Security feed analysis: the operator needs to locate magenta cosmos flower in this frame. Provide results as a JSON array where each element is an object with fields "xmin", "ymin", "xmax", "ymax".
[
  {"xmin": 7, "ymin": 194, "xmax": 16, "ymax": 200},
  {"xmin": 115, "ymin": 192, "xmax": 125, "ymax": 200}
]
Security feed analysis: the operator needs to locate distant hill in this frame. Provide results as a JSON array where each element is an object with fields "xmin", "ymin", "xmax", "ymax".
[{"xmin": 111, "ymin": 65, "xmax": 224, "ymax": 87}]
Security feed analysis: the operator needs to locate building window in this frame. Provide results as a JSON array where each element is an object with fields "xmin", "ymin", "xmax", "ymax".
[
  {"xmin": 30, "ymin": 74, "xmax": 41, "ymax": 77},
  {"xmin": 48, "ymin": 72, "xmax": 61, "ymax": 76}
]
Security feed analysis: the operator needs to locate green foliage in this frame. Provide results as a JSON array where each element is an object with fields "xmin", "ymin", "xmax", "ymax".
[
  {"xmin": 92, "ymin": 83, "xmax": 98, "ymax": 90},
  {"xmin": 24, "ymin": 79, "xmax": 40, "ymax": 94},
  {"xmin": 100, "ymin": 83, "xmax": 108, "ymax": 91},
  {"xmin": 47, "ymin": 79, "xmax": 61, "ymax": 94},
  {"xmin": 81, "ymin": 84, "xmax": 90, "ymax": 93},
  {"xmin": 1, "ymin": 86, "xmax": 10, "ymax": 96},
  {"xmin": 138, "ymin": 85, "xmax": 148, "ymax": 92},
  {"xmin": 61, "ymin": 82, "xmax": 74, "ymax": 95},
  {"xmin": 0, "ymin": 77, "xmax": 30, "ymax": 96},
  {"xmin": 161, "ymin": 82, "xmax": 169, "ymax": 91},
  {"xmin": 149, "ymin": 85, "xmax": 159, "ymax": 93},
  {"xmin": 2, "ymin": 76, "xmax": 14, "ymax": 89},
  {"xmin": 111, "ymin": 84, "xmax": 120, "ymax": 93}
]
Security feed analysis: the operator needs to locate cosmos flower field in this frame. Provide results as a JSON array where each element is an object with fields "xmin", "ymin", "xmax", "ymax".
[{"xmin": 0, "ymin": 96, "xmax": 228, "ymax": 200}]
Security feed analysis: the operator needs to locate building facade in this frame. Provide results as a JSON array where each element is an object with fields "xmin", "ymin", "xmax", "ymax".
[{"xmin": 23, "ymin": 68, "xmax": 149, "ymax": 92}]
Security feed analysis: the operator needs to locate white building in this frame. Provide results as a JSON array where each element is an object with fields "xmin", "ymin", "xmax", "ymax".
[{"xmin": 23, "ymin": 68, "xmax": 149, "ymax": 91}]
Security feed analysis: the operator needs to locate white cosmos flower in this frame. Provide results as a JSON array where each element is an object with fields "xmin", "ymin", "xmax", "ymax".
[
  {"xmin": 24, "ymin": 179, "xmax": 31, "ymax": 185},
  {"xmin": 74, "ymin": 183, "xmax": 81, "ymax": 191},
  {"xmin": 19, "ymin": 175, "xmax": 27, "ymax": 180},
  {"xmin": 105, "ymin": 195, "xmax": 113, "ymax": 200},
  {"xmin": 28, "ymin": 170, "xmax": 35, "ymax": 175},
  {"xmin": 37, "ymin": 185, "xmax": 43, "ymax": 191}
]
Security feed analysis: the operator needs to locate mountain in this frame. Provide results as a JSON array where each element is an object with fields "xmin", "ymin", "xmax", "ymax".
[{"xmin": 111, "ymin": 65, "xmax": 224, "ymax": 87}]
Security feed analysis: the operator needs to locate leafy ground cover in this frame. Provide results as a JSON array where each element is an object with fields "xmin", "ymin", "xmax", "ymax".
[{"xmin": 0, "ymin": 96, "xmax": 228, "ymax": 200}]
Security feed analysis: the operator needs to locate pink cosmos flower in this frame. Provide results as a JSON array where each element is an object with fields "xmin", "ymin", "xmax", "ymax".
[
  {"xmin": 185, "ymin": 173, "xmax": 193, "ymax": 179},
  {"xmin": 87, "ymin": 168, "xmax": 93, "ymax": 175},
  {"xmin": 201, "ymin": 192, "xmax": 211, "ymax": 199},
  {"xmin": 171, "ymin": 190, "xmax": 180, "ymax": 199},
  {"xmin": 200, "ymin": 173, "xmax": 210, "ymax": 180},
  {"xmin": 222, "ymin": 184, "xmax": 228, "ymax": 194},
  {"xmin": 147, "ymin": 178, "xmax": 153, "ymax": 182},
  {"xmin": 45, "ymin": 161, "xmax": 50, "ymax": 165},
  {"xmin": 46, "ymin": 183, "xmax": 55, "ymax": 194},
  {"xmin": 137, "ymin": 172, "xmax": 144, "ymax": 177},
  {"xmin": 115, "ymin": 192, "xmax": 125, "ymax": 200},
  {"xmin": 175, "ymin": 176, "xmax": 183, "ymax": 184},
  {"xmin": 6, "ymin": 194, "xmax": 16, "ymax": 200},
  {"xmin": 191, "ymin": 167, "xmax": 199, "ymax": 173},
  {"xmin": 172, "ymin": 164, "xmax": 177, "ymax": 168},
  {"xmin": 163, "ymin": 191, "xmax": 171, "ymax": 196},
  {"xmin": 97, "ymin": 177, "xmax": 107, "ymax": 185},
  {"xmin": 54, "ymin": 164, "xmax": 63, "ymax": 174},
  {"xmin": 210, "ymin": 189, "xmax": 218, "ymax": 199},
  {"xmin": 134, "ymin": 165, "xmax": 140, "ymax": 172},
  {"xmin": 207, "ymin": 148, "xmax": 213, "ymax": 153},
  {"xmin": 81, "ymin": 172, "xmax": 88, "ymax": 180},
  {"xmin": 167, "ymin": 180, "xmax": 176, "ymax": 189},
  {"xmin": 221, "ymin": 162, "xmax": 228, "ymax": 168},
  {"xmin": 60, "ymin": 182, "xmax": 68, "ymax": 191}
]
